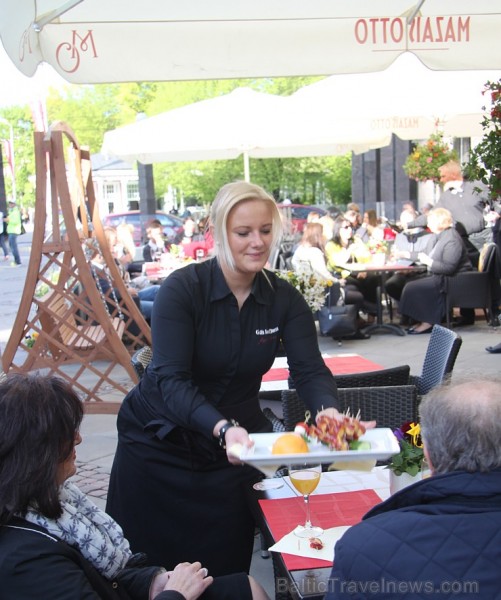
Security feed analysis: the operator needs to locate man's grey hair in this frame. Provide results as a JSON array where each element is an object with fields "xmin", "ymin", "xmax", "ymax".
[{"xmin": 419, "ymin": 375, "xmax": 501, "ymax": 474}]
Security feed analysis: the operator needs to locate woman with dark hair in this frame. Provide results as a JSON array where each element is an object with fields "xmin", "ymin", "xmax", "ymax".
[
  {"xmin": 0, "ymin": 373, "xmax": 266, "ymax": 600},
  {"xmin": 325, "ymin": 215, "xmax": 379, "ymax": 317}
]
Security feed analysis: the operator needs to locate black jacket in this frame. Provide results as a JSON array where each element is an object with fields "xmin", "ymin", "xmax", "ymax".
[{"xmin": 0, "ymin": 518, "xmax": 182, "ymax": 600}]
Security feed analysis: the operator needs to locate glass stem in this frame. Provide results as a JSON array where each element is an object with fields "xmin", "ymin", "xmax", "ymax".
[{"xmin": 303, "ymin": 494, "xmax": 312, "ymax": 528}]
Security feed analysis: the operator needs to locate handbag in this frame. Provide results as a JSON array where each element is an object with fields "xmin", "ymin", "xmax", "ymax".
[{"xmin": 317, "ymin": 288, "xmax": 358, "ymax": 337}]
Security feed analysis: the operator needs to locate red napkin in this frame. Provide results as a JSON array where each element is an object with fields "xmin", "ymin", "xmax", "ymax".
[
  {"xmin": 259, "ymin": 489, "xmax": 381, "ymax": 570},
  {"xmin": 261, "ymin": 356, "xmax": 383, "ymax": 382}
]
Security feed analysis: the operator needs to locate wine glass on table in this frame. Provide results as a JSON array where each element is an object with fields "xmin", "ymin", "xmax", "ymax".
[{"xmin": 289, "ymin": 463, "xmax": 323, "ymax": 538}]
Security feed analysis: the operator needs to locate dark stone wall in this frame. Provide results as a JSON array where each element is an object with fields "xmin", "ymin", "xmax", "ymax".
[
  {"xmin": 137, "ymin": 162, "xmax": 157, "ymax": 215},
  {"xmin": 352, "ymin": 135, "xmax": 416, "ymax": 221}
]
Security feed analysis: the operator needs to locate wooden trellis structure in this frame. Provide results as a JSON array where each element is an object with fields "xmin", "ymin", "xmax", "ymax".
[{"xmin": 1, "ymin": 122, "xmax": 151, "ymax": 413}]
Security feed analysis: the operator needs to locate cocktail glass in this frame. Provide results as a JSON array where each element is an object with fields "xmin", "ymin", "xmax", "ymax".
[{"xmin": 289, "ymin": 463, "xmax": 323, "ymax": 538}]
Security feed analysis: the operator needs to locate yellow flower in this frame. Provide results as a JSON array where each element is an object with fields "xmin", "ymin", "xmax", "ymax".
[{"xmin": 406, "ymin": 422, "xmax": 423, "ymax": 448}]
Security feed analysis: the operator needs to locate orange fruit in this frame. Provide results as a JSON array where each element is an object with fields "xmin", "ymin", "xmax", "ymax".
[{"xmin": 271, "ymin": 433, "xmax": 309, "ymax": 455}]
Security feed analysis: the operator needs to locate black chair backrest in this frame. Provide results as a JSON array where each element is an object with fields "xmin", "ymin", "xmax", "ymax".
[
  {"xmin": 332, "ymin": 364, "xmax": 410, "ymax": 388},
  {"xmin": 411, "ymin": 325, "xmax": 462, "ymax": 396},
  {"xmin": 445, "ymin": 271, "xmax": 493, "ymax": 326},
  {"xmin": 280, "ymin": 385, "xmax": 418, "ymax": 432},
  {"xmin": 289, "ymin": 364, "xmax": 410, "ymax": 390},
  {"xmin": 479, "ymin": 242, "xmax": 501, "ymax": 277}
]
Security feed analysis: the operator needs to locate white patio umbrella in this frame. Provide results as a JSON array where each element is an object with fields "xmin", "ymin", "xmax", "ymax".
[
  {"xmin": 101, "ymin": 87, "xmax": 390, "ymax": 181},
  {"xmin": 1, "ymin": 1, "xmax": 501, "ymax": 84},
  {"xmin": 291, "ymin": 53, "xmax": 501, "ymax": 141}
]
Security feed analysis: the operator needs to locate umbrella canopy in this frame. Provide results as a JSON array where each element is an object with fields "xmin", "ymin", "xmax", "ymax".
[
  {"xmin": 291, "ymin": 53, "xmax": 501, "ymax": 140},
  {"xmin": 101, "ymin": 87, "xmax": 389, "ymax": 181},
  {"xmin": 1, "ymin": 1, "xmax": 501, "ymax": 83}
]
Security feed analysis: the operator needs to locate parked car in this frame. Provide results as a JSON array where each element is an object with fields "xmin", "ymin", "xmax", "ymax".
[
  {"xmin": 276, "ymin": 203, "xmax": 327, "ymax": 234},
  {"xmin": 103, "ymin": 211, "xmax": 184, "ymax": 246}
]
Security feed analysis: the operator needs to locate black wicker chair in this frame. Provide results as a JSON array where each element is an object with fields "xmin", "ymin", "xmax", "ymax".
[
  {"xmin": 287, "ymin": 363, "xmax": 410, "ymax": 391},
  {"xmin": 130, "ymin": 345, "xmax": 153, "ymax": 379},
  {"xmin": 279, "ymin": 386, "xmax": 418, "ymax": 433},
  {"xmin": 444, "ymin": 271, "xmax": 494, "ymax": 328},
  {"xmin": 332, "ymin": 364, "xmax": 410, "ymax": 388},
  {"xmin": 445, "ymin": 242, "xmax": 501, "ymax": 328},
  {"xmin": 408, "ymin": 324, "xmax": 462, "ymax": 396}
]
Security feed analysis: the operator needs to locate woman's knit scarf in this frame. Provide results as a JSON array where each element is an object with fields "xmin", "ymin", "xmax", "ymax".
[{"xmin": 23, "ymin": 481, "xmax": 132, "ymax": 578}]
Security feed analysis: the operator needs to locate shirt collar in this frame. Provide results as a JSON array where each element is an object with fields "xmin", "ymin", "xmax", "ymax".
[
  {"xmin": 446, "ymin": 180, "xmax": 463, "ymax": 193},
  {"xmin": 208, "ymin": 259, "xmax": 274, "ymax": 306}
]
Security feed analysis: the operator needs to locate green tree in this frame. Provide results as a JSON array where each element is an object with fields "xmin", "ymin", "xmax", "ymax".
[
  {"xmin": 0, "ymin": 105, "xmax": 35, "ymax": 208},
  {"xmin": 322, "ymin": 155, "xmax": 352, "ymax": 205},
  {"xmin": 47, "ymin": 84, "xmax": 123, "ymax": 151},
  {"xmin": 2, "ymin": 76, "xmax": 352, "ymax": 212}
]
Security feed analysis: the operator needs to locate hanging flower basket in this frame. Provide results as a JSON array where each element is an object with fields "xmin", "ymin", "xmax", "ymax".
[{"xmin": 403, "ymin": 132, "xmax": 458, "ymax": 183}]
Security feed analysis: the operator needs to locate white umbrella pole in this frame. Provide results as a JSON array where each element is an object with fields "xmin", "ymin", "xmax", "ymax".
[{"xmin": 243, "ymin": 151, "xmax": 250, "ymax": 182}]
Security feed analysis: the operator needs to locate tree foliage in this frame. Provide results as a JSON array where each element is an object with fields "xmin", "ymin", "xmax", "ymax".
[
  {"xmin": 1, "ymin": 77, "xmax": 352, "ymax": 210},
  {"xmin": 465, "ymin": 79, "xmax": 501, "ymax": 199},
  {"xmin": 0, "ymin": 105, "xmax": 35, "ymax": 206}
]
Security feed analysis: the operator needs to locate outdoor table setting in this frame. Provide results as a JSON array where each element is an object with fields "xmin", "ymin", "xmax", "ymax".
[
  {"xmin": 247, "ymin": 464, "xmax": 393, "ymax": 599},
  {"xmin": 335, "ymin": 261, "xmax": 427, "ymax": 336},
  {"xmin": 141, "ymin": 253, "xmax": 196, "ymax": 282}
]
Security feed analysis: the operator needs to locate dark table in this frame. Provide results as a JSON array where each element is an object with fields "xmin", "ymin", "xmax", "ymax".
[{"xmin": 338, "ymin": 262, "xmax": 426, "ymax": 336}]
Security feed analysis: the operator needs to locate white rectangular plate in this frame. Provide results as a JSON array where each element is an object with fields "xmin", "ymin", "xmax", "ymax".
[{"xmin": 235, "ymin": 428, "xmax": 399, "ymax": 469}]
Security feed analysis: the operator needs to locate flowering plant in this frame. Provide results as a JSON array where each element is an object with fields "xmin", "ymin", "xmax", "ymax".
[
  {"xmin": 276, "ymin": 268, "xmax": 331, "ymax": 312},
  {"xmin": 24, "ymin": 332, "xmax": 39, "ymax": 349},
  {"xmin": 169, "ymin": 244, "xmax": 183, "ymax": 258},
  {"xmin": 403, "ymin": 132, "xmax": 458, "ymax": 183},
  {"xmin": 465, "ymin": 79, "xmax": 501, "ymax": 199},
  {"xmin": 367, "ymin": 238, "xmax": 388, "ymax": 255},
  {"xmin": 386, "ymin": 421, "xmax": 424, "ymax": 476}
]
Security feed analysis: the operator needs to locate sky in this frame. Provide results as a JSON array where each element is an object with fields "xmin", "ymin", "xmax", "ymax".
[{"xmin": 0, "ymin": 42, "xmax": 67, "ymax": 108}]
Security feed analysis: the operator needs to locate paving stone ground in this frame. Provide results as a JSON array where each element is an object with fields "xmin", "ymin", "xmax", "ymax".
[{"xmin": 71, "ymin": 461, "xmax": 111, "ymax": 502}]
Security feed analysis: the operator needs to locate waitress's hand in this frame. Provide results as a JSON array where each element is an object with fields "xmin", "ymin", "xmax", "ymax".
[
  {"xmin": 316, "ymin": 407, "xmax": 376, "ymax": 430},
  {"xmin": 224, "ymin": 425, "xmax": 254, "ymax": 465}
]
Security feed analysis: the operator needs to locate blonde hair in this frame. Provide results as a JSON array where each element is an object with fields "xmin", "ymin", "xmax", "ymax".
[
  {"xmin": 116, "ymin": 222, "xmax": 136, "ymax": 257},
  {"xmin": 319, "ymin": 214, "xmax": 335, "ymax": 241},
  {"xmin": 103, "ymin": 226, "xmax": 118, "ymax": 250},
  {"xmin": 209, "ymin": 181, "xmax": 283, "ymax": 270},
  {"xmin": 428, "ymin": 207, "xmax": 453, "ymax": 230},
  {"xmin": 301, "ymin": 222, "xmax": 326, "ymax": 252}
]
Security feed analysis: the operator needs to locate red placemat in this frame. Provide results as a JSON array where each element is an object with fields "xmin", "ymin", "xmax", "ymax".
[
  {"xmin": 259, "ymin": 490, "xmax": 381, "ymax": 570},
  {"xmin": 261, "ymin": 356, "xmax": 383, "ymax": 382}
]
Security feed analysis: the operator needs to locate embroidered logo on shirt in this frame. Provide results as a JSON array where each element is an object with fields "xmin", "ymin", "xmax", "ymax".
[{"xmin": 255, "ymin": 327, "xmax": 279, "ymax": 335}]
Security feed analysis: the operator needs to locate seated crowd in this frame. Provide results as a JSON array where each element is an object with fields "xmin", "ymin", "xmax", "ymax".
[{"xmin": 286, "ymin": 159, "xmax": 500, "ymax": 337}]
